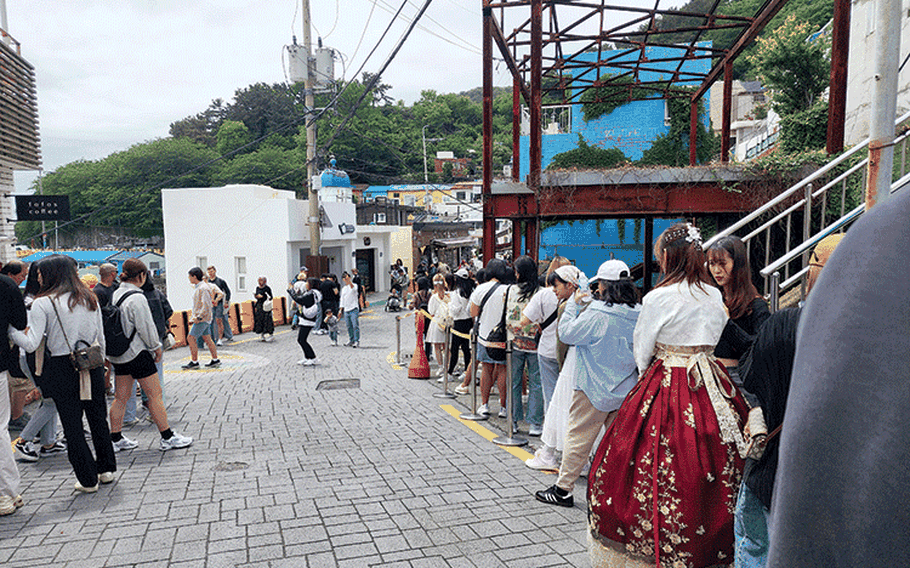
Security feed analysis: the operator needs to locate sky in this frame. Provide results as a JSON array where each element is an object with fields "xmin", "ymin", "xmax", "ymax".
[{"xmin": 5, "ymin": 0, "xmax": 671, "ymax": 193}]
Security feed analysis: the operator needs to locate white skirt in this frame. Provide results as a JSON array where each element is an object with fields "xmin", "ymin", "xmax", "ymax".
[
  {"xmin": 540, "ymin": 346, "xmax": 576, "ymax": 452},
  {"xmin": 426, "ymin": 319, "xmax": 447, "ymax": 344}
]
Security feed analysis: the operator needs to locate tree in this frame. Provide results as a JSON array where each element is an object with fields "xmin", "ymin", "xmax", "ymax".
[
  {"xmin": 216, "ymin": 120, "xmax": 253, "ymax": 158},
  {"xmin": 746, "ymin": 14, "xmax": 830, "ymax": 116}
]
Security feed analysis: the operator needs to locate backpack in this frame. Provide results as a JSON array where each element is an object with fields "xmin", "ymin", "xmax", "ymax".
[{"xmin": 102, "ymin": 290, "xmax": 142, "ymax": 357}]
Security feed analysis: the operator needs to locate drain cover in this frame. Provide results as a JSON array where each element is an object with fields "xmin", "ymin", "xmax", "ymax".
[
  {"xmin": 316, "ymin": 379, "xmax": 361, "ymax": 390},
  {"xmin": 213, "ymin": 462, "xmax": 249, "ymax": 472}
]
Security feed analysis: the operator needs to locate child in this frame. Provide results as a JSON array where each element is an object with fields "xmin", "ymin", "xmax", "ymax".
[{"xmin": 324, "ymin": 309, "xmax": 339, "ymax": 346}]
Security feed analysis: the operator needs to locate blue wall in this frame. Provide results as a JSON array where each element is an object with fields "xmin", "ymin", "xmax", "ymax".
[{"xmin": 519, "ymin": 43, "xmax": 712, "ymax": 180}]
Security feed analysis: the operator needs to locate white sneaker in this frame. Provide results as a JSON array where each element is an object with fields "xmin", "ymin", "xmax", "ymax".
[
  {"xmin": 477, "ymin": 403, "xmax": 490, "ymax": 416},
  {"xmin": 112, "ymin": 436, "xmax": 138, "ymax": 452},
  {"xmin": 216, "ymin": 340, "xmax": 224, "ymax": 346},
  {"xmin": 159, "ymin": 432, "xmax": 193, "ymax": 451},
  {"xmin": 498, "ymin": 407, "xmax": 508, "ymax": 419},
  {"xmin": 297, "ymin": 359, "xmax": 308, "ymax": 365},
  {"xmin": 525, "ymin": 447, "xmax": 559, "ymax": 470},
  {"xmin": 98, "ymin": 472, "xmax": 115, "ymax": 484},
  {"xmin": 304, "ymin": 359, "xmax": 318, "ymax": 366}
]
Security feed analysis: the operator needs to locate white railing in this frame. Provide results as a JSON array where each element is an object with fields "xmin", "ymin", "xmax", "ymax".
[{"xmin": 705, "ymin": 110, "xmax": 910, "ymax": 309}]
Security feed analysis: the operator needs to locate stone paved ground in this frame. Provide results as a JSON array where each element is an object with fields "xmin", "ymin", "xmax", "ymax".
[{"xmin": 2, "ymin": 298, "xmax": 592, "ymax": 567}]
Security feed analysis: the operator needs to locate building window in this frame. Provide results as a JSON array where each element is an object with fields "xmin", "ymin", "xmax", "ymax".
[
  {"xmin": 148, "ymin": 262, "xmax": 160, "ymax": 270},
  {"xmin": 373, "ymin": 213, "xmax": 387, "ymax": 224},
  {"xmin": 196, "ymin": 256, "xmax": 207, "ymax": 270},
  {"xmin": 235, "ymin": 256, "xmax": 247, "ymax": 292}
]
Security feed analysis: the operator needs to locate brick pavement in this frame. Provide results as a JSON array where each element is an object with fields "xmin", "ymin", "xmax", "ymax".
[{"xmin": 2, "ymin": 299, "xmax": 592, "ymax": 567}]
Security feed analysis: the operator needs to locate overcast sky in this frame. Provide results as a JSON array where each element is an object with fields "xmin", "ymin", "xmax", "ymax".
[{"xmin": 6, "ymin": 0, "xmax": 666, "ymax": 193}]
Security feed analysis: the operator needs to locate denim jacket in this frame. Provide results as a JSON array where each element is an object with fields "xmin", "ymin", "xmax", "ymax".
[{"xmin": 558, "ymin": 298, "xmax": 641, "ymax": 412}]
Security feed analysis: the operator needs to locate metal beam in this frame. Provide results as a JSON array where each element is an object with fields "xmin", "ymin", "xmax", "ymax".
[
  {"xmin": 490, "ymin": 16, "xmax": 532, "ymax": 104},
  {"xmin": 482, "ymin": 2, "xmax": 496, "ymax": 262},
  {"xmin": 721, "ymin": 60, "xmax": 732, "ymax": 163}
]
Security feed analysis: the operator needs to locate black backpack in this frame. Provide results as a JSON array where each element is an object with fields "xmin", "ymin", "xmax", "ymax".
[{"xmin": 102, "ymin": 290, "xmax": 141, "ymax": 357}]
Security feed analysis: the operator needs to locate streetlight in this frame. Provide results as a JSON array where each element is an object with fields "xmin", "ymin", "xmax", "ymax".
[{"xmin": 422, "ymin": 125, "xmax": 442, "ymax": 212}]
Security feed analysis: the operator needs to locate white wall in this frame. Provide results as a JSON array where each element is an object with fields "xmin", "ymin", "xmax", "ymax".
[{"xmin": 845, "ymin": 0, "xmax": 910, "ymax": 145}]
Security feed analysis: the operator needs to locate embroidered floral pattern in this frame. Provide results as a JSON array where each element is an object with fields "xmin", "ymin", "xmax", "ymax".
[{"xmin": 684, "ymin": 404, "xmax": 696, "ymax": 429}]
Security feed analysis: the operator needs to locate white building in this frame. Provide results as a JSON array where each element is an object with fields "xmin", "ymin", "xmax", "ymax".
[{"xmin": 162, "ymin": 184, "xmax": 409, "ymax": 311}]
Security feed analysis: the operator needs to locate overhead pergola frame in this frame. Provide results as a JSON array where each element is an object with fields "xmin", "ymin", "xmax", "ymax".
[{"xmin": 480, "ymin": 0, "xmax": 852, "ymax": 263}]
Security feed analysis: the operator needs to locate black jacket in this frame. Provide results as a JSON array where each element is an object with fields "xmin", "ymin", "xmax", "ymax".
[{"xmin": 0, "ymin": 274, "xmax": 27, "ymax": 373}]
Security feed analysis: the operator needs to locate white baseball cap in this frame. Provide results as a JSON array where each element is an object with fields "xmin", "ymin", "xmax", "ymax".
[{"xmin": 590, "ymin": 259, "xmax": 631, "ymax": 283}]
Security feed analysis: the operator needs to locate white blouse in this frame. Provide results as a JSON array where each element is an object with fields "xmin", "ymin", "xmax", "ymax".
[
  {"xmin": 632, "ymin": 281, "xmax": 728, "ymax": 372},
  {"xmin": 10, "ymin": 293, "xmax": 106, "ymax": 358},
  {"xmin": 448, "ymin": 292, "xmax": 471, "ymax": 321}
]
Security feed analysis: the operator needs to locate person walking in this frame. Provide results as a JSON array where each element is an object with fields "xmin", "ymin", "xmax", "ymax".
[
  {"xmin": 587, "ymin": 223, "xmax": 748, "ymax": 568},
  {"xmin": 253, "ymin": 276, "xmax": 274, "ymax": 342},
  {"xmin": 289, "ymin": 277, "xmax": 320, "ymax": 365},
  {"xmin": 182, "ymin": 267, "xmax": 220, "ymax": 369},
  {"xmin": 107, "ymin": 259, "xmax": 193, "ymax": 453},
  {"xmin": 339, "ymin": 271, "xmax": 362, "ymax": 348},
  {"xmin": 0, "ymin": 256, "xmax": 26, "ymax": 513},
  {"xmin": 9, "ymin": 255, "xmax": 115, "ymax": 494},
  {"xmin": 206, "ymin": 266, "xmax": 233, "ymax": 345}
]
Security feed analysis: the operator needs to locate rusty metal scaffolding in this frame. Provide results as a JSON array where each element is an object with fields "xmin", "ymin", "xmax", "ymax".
[{"xmin": 480, "ymin": 0, "xmax": 851, "ymax": 264}]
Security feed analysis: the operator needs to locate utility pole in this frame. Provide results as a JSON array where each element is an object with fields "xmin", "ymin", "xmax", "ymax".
[
  {"xmin": 865, "ymin": 0, "xmax": 901, "ymax": 209},
  {"xmin": 303, "ymin": 0, "xmax": 320, "ymax": 256}
]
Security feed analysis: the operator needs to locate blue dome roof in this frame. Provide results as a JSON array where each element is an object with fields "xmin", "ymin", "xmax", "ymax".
[{"xmin": 320, "ymin": 159, "xmax": 351, "ymax": 188}]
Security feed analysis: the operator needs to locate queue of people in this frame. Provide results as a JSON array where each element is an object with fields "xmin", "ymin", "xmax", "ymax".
[{"xmin": 410, "ymin": 220, "xmax": 850, "ymax": 568}]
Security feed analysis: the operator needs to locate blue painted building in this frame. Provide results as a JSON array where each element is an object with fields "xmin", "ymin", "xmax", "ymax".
[{"xmin": 518, "ymin": 43, "xmax": 713, "ymax": 180}]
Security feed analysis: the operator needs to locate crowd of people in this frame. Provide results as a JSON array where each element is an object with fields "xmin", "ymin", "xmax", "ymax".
[{"xmin": 404, "ymin": 219, "xmax": 865, "ymax": 568}]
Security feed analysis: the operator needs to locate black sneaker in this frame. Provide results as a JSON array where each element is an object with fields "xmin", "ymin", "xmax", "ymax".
[
  {"xmin": 535, "ymin": 485, "xmax": 574, "ymax": 508},
  {"xmin": 12, "ymin": 438, "xmax": 38, "ymax": 462},
  {"xmin": 205, "ymin": 359, "xmax": 221, "ymax": 368},
  {"xmin": 39, "ymin": 441, "xmax": 67, "ymax": 456},
  {"xmin": 181, "ymin": 361, "xmax": 200, "ymax": 369}
]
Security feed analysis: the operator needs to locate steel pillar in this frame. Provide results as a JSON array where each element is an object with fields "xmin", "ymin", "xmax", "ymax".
[
  {"xmin": 482, "ymin": 2, "xmax": 496, "ymax": 262},
  {"xmin": 529, "ymin": 0, "xmax": 542, "ymax": 193},
  {"xmin": 512, "ymin": 219, "xmax": 522, "ymax": 259},
  {"xmin": 524, "ymin": 217, "xmax": 538, "ymax": 260},
  {"xmin": 826, "ymin": 0, "xmax": 850, "ymax": 154},
  {"xmin": 689, "ymin": 100, "xmax": 698, "ymax": 166},
  {"xmin": 866, "ymin": 0, "xmax": 901, "ymax": 208},
  {"xmin": 512, "ymin": 76, "xmax": 521, "ymax": 182},
  {"xmin": 720, "ymin": 61, "xmax": 732, "ymax": 163},
  {"xmin": 643, "ymin": 217, "xmax": 654, "ymax": 294}
]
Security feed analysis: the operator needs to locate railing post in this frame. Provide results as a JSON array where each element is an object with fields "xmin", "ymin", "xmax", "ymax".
[
  {"xmin": 770, "ymin": 271, "xmax": 780, "ymax": 313},
  {"xmin": 434, "ymin": 323, "xmax": 456, "ymax": 399},
  {"xmin": 460, "ymin": 330, "xmax": 488, "ymax": 421},
  {"xmin": 493, "ymin": 341, "xmax": 527, "ymax": 447},
  {"xmin": 803, "ymin": 183, "xmax": 813, "ymax": 274},
  {"xmin": 395, "ymin": 316, "xmax": 401, "ymax": 365}
]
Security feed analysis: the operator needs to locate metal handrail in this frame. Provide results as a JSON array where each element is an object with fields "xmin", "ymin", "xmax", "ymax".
[{"xmin": 703, "ymin": 109, "xmax": 910, "ymax": 249}]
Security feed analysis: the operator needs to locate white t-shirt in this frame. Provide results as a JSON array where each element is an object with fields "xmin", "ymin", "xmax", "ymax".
[
  {"xmin": 448, "ymin": 291, "xmax": 471, "ymax": 321},
  {"xmin": 522, "ymin": 287, "xmax": 560, "ymax": 359},
  {"xmin": 469, "ymin": 280, "xmax": 507, "ymax": 347},
  {"xmin": 339, "ymin": 283, "xmax": 360, "ymax": 312}
]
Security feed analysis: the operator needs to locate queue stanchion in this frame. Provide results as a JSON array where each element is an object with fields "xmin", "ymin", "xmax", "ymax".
[
  {"xmin": 460, "ymin": 330, "xmax": 487, "ymax": 421},
  {"xmin": 493, "ymin": 340, "xmax": 528, "ymax": 447},
  {"xmin": 395, "ymin": 315, "xmax": 402, "ymax": 365},
  {"xmin": 434, "ymin": 322, "xmax": 456, "ymax": 399}
]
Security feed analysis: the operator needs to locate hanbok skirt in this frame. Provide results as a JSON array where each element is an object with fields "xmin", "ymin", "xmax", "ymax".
[{"xmin": 587, "ymin": 344, "xmax": 748, "ymax": 568}]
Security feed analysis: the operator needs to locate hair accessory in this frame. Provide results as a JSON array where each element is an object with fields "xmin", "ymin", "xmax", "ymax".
[
  {"xmin": 664, "ymin": 223, "xmax": 702, "ymax": 247},
  {"xmin": 685, "ymin": 223, "xmax": 702, "ymax": 245}
]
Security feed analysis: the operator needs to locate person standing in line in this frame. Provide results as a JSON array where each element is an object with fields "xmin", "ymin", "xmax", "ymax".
[
  {"xmin": 140, "ymin": 269, "xmax": 172, "ymax": 409},
  {"xmin": 534, "ymin": 260, "xmax": 641, "ymax": 507},
  {"xmin": 206, "ymin": 266, "xmax": 233, "ymax": 346},
  {"xmin": 426, "ymin": 274, "xmax": 451, "ymax": 377},
  {"xmin": 93, "ymin": 263, "xmax": 118, "ymax": 308},
  {"xmin": 587, "ymin": 223, "xmax": 747, "ymax": 568},
  {"xmin": 289, "ymin": 277, "xmax": 320, "ymax": 365},
  {"xmin": 182, "ymin": 267, "xmax": 220, "ymax": 369},
  {"xmin": 1, "ymin": 261, "xmax": 32, "ymax": 432},
  {"xmin": 504, "ymin": 256, "xmax": 542, "ymax": 429},
  {"xmin": 449, "ymin": 268, "xmax": 475, "ymax": 394},
  {"xmin": 9, "ymin": 255, "xmax": 115, "ymax": 495},
  {"xmin": 253, "ymin": 276, "xmax": 275, "ymax": 342},
  {"xmin": 108, "ymin": 259, "xmax": 193, "ymax": 453},
  {"xmin": 339, "ymin": 271, "xmax": 362, "ymax": 348},
  {"xmin": 468, "ymin": 259, "xmax": 510, "ymax": 417},
  {"xmin": 0, "ymin": 257, "xmax": 26, "ymax": 514}
]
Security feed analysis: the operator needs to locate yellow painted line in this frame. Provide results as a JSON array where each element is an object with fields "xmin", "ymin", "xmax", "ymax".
[
  {"xmin": 386, "ymin": 351, "xmax": 403, "ymax": 370},
  {"xmin": 440, "ymin": 404, "xmax": 537, "ymax": 463}
]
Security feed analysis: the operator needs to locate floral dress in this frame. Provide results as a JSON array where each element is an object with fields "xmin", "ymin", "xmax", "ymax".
[{"xmin": 587, "ymin": 282, "xmax": 748, "ymax": 568}]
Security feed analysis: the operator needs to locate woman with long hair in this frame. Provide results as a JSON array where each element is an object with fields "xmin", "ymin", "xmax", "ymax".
[
  {"xmin": 10, "ymin": 255, "xmax": 116, "ymax": 493},
  {"xmin": 707, "ymin": 236, "xmax": 770, "ymax": 404},
  {"xmin": 108, "ymin": 259, "xmax": 193, "ymax": 453},
  {"xmin": 410, "ymin": 276, "xmax": 433, "ymax": 361},
  {"xmin": 426, "ymin": 274, "xmax": 450, "ymax": 377},
  {"xmin": 504, "ymin": 255, "xmax": 542, "ymax": 429},
  {"xmin": 587, "ymin": 223, "xmax": 748, "ymax": 567},
  {"xmin": 450, "ymin": 269, "xmax": 476, "ymax": 394}
]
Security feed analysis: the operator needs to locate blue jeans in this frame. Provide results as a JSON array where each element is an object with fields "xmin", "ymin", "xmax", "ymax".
[
  {"xmin": 537, "ymin": 354, "xmax": 560, "ymax": 413},
  {"xmin": 213, "ymin": 303, "xmax": 233, "ymax": 341},
  {"xmin": 734, "ymin": 483, "xmax": 770, "ymax": 567},
  {"xmin": 511, "ymin": 350, "xmax": 542, "ymax": 425},
  {"xmin": 344, "ymin": 308, "xmax": 360, "ymax": 343}
]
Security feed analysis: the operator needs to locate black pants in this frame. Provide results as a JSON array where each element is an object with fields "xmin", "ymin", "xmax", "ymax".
[
  {"xmin": 448, "ymin": 318, "xmax": 473, "ymax": 374},
  {"xmin": 42, "ymin": 356, "xmax": 116, "ymax": 487},
  {"xmin": 297, "ymin": 325, "xmax": 316, "ymax": 359}
]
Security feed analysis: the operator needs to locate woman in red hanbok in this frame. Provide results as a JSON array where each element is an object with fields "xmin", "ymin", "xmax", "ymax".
[{"xmin": 587, "ymin": 223, "xmax": 749, "ymax": 568}]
